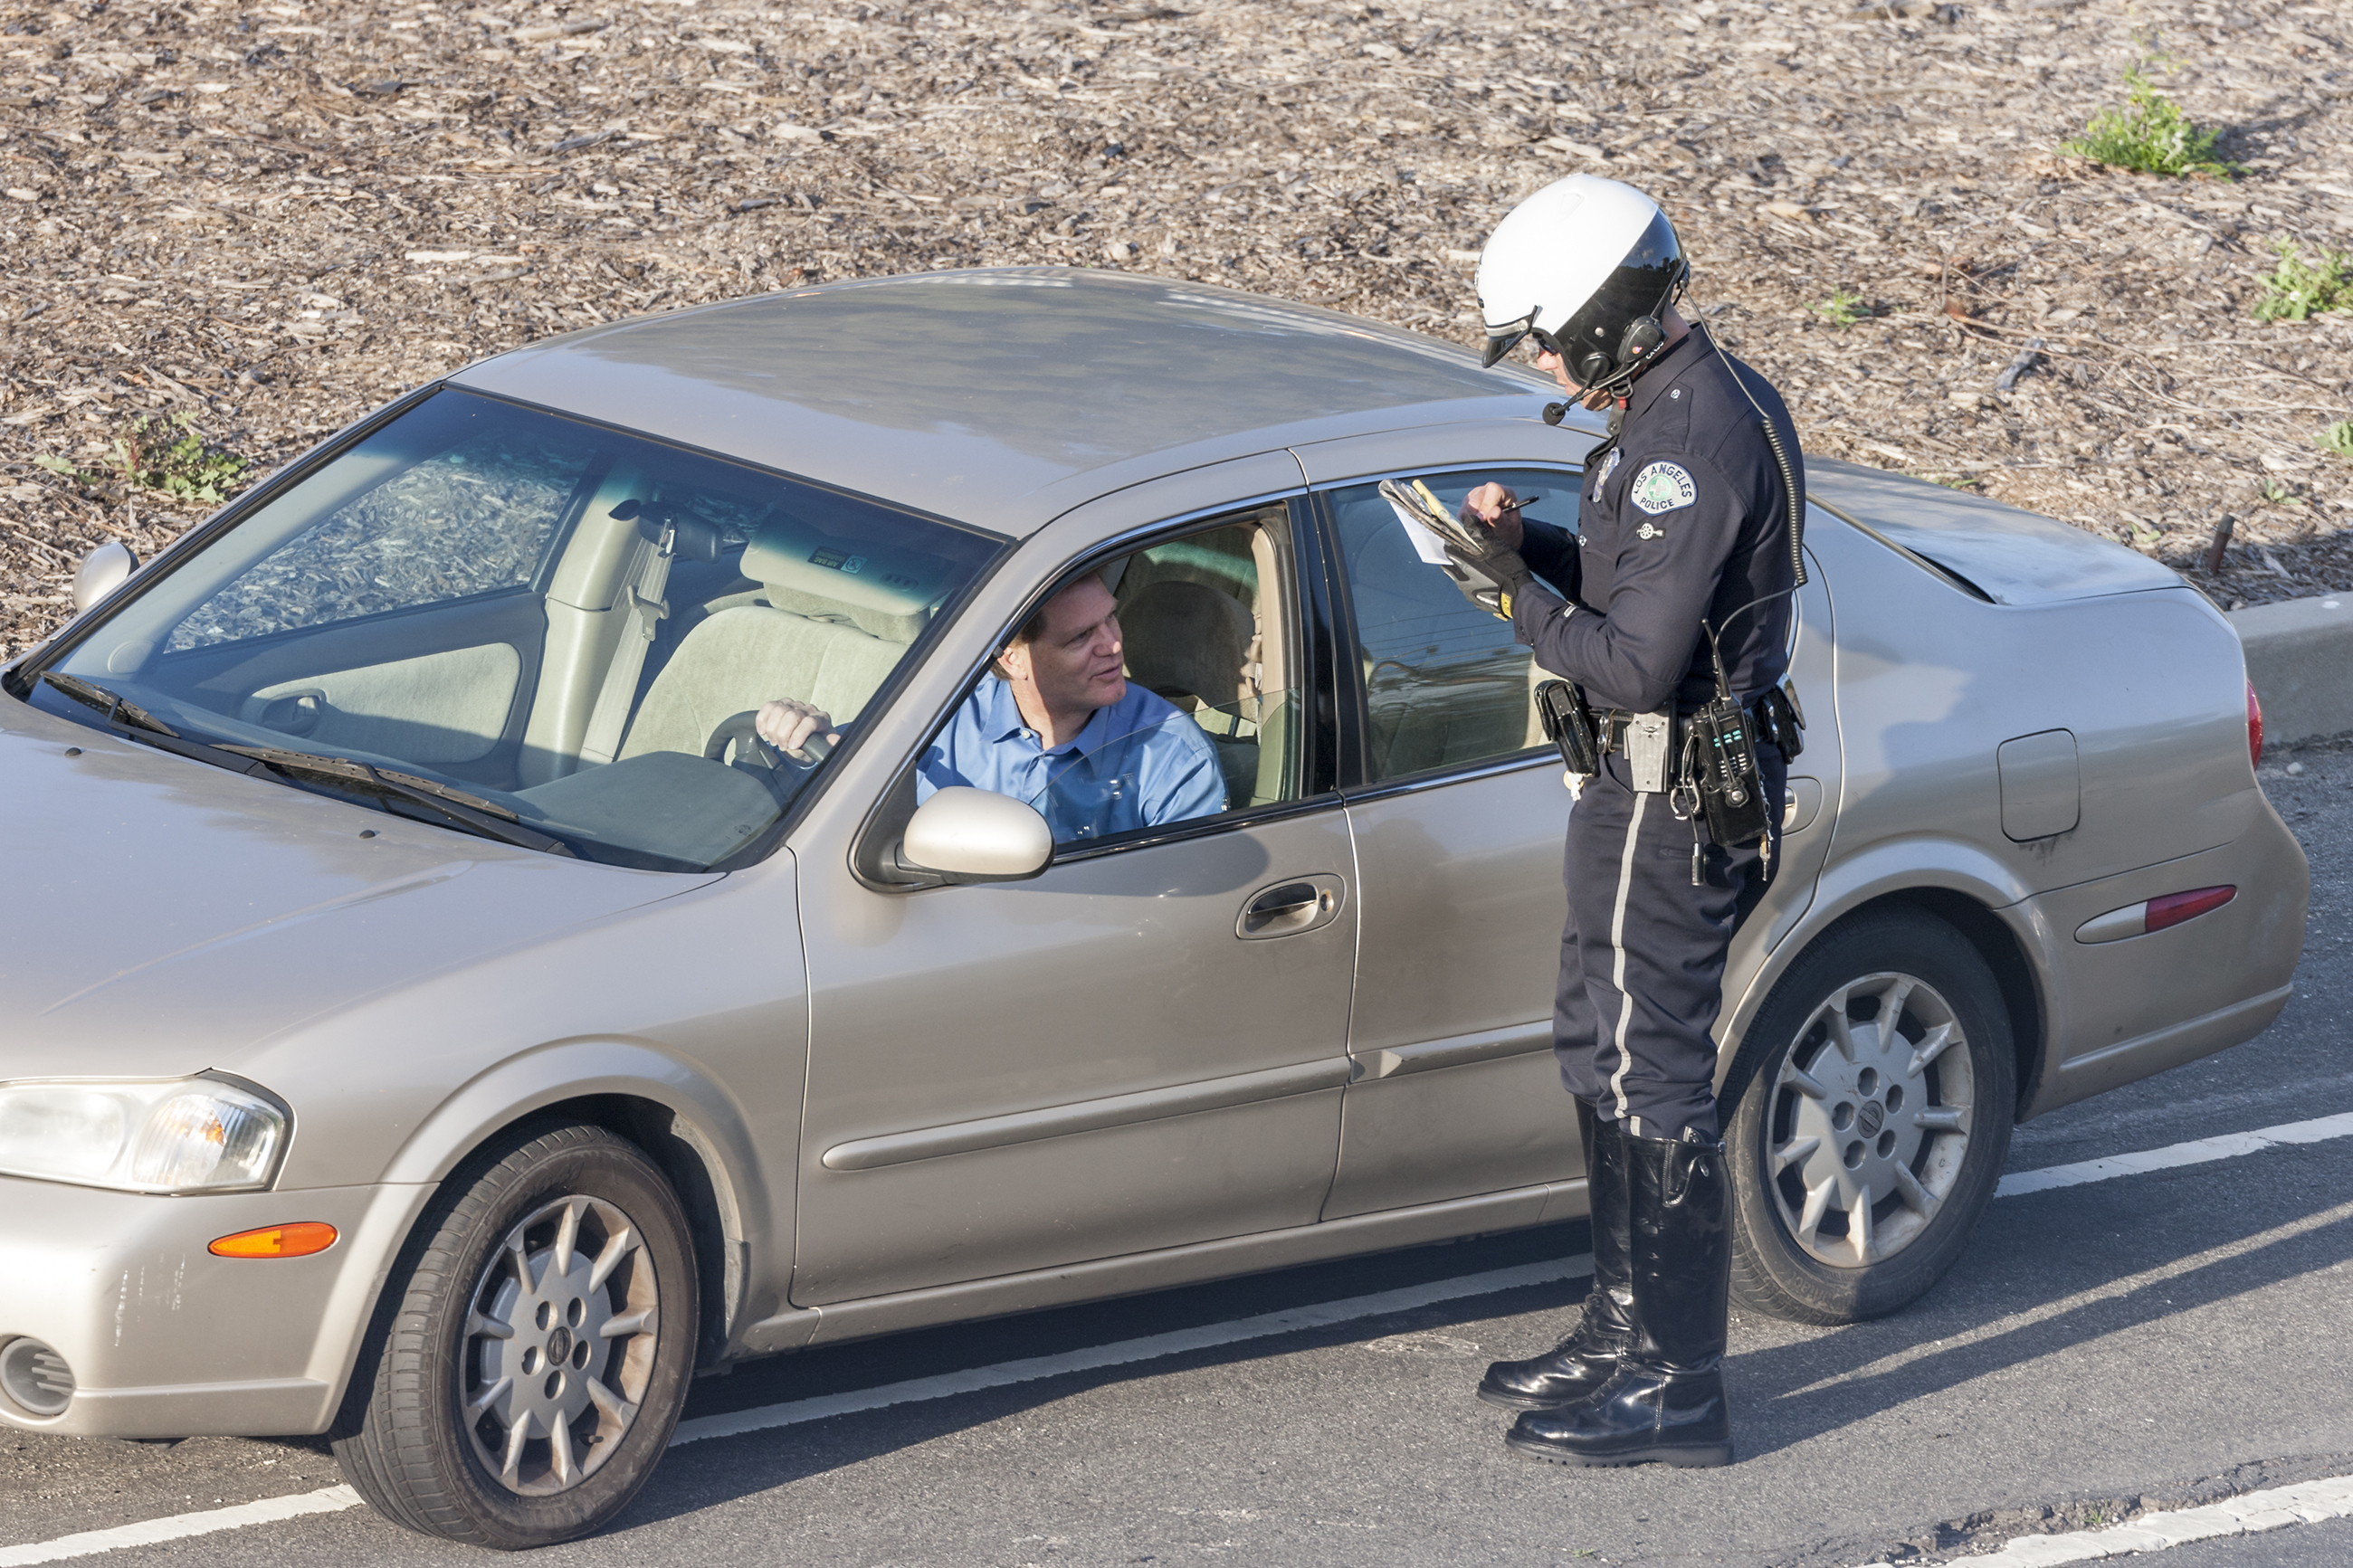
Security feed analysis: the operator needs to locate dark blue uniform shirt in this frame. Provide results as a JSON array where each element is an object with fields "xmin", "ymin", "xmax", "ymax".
[{"xmin": 1510, "ymin": 323, "xmax": 1803, "ymax": 715}]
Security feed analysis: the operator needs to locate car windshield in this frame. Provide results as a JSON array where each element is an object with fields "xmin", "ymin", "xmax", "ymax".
[{"xmin": 23, "ymin": 389, "xmax": 1003, "ymax": 871}]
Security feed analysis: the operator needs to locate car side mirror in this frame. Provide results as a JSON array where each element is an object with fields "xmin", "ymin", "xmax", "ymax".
[
  {"xmin": 891, "ymin": 785, "xmax": 1053, "ymax": 886},
  {"xmin": 71, "ymin": 540, "xmax": 137, "ymax": 613}
]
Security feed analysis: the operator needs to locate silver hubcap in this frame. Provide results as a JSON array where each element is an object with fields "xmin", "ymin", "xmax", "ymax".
[
  {"xmin": 460, "ymin": 1194, "xmax": 659, "ymax": 1496},
  {"xmin": 1767, "ymin": 971, "xmax": 1976, "ymax": 1269}
]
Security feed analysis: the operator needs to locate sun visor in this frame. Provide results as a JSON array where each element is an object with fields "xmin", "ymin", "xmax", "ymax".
[{"xmin": 742, "ymin": 517, "xmax": 957, "ymax": 643}]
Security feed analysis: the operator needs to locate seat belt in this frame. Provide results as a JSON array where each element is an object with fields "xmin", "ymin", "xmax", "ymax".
[{"xmin": 576, "ymin": 523, "xmax": 674, "ymax": 769}]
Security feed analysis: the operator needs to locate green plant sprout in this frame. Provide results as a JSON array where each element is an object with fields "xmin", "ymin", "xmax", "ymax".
[
  {"xmin": 2062, "ymin": 61, "xmax": 2235, "ymax": 179},
  {"xmin": 2319, "ymin": 421, "xmax": 2353, "ymax": 460},
  {"xmin": 2254, "ymin": 239, "xmax": 2353, "ymax": 322},
  {"xmin": 34, "ymin": 412, "xmax": 249, "ymax": 504},
  {"xmin": 1807, "ymin": 288, "xmax": 1868, "ymax": 328}
]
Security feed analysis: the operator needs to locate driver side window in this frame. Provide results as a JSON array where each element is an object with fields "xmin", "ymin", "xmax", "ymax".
[{"xmin": 918, "ymin": 503, "xmax": 1304, "ymax": 847}]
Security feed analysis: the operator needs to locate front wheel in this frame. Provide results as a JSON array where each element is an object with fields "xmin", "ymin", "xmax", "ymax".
[
  {"xmin": 332, "ymin": 1124, "xmax": 699, "ymax": 1548},
  {"xmin": 1721, "ymin": 908, "xmax": 2015, "ymax": 1326}
]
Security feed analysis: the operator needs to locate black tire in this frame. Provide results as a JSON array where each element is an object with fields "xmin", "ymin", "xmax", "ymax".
[
  {"xmin": 332, "ymin": 1124, "xmax": 699, "ymax": 1548},
  {"xmin": 1720, "ymin": 908, "xmax": 2015, "ymax": 1326}
]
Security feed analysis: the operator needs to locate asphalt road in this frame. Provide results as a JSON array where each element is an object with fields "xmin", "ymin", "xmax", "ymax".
[{"xmin": 5, "ymin": 736, "xmax": 2349, "ymax": 1568}]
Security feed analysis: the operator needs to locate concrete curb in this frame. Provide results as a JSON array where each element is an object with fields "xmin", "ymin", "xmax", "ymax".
[{"xmin": 2229, "ymin": 593, "xmax": 2352, "ymax": 747}]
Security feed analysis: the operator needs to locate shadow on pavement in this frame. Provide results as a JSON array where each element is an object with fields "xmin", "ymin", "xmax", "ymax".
[{"xmin": 602, "ymin": 1142, "xmax": 2353, "ymax": 1533}]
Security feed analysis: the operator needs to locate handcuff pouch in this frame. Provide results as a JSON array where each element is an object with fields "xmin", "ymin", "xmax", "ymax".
[{"xmin": 1535, "ymin": 679, "xmax": 1601, "ymax": 778}]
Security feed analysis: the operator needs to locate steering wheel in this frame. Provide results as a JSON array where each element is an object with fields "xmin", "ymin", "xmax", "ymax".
[{"xmin": 705, "ymin": 710, "xmax": 804, "ymax": 805}]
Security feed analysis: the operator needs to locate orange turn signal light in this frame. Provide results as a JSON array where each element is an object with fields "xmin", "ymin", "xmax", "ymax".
[{"xmin": 208, "ymin": 1222, "xmax": 338, "ymax": 1259}]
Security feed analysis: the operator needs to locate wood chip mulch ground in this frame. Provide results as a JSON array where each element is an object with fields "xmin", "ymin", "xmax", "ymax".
[{"xmin": 3, "ymin": 0, "xmax": 2348, "ymax": 659}]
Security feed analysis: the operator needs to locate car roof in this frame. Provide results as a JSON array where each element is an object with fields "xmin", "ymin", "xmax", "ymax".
[{"xmin": 451, "ymin": 268, "xmax": 1559, "ymax": 536}]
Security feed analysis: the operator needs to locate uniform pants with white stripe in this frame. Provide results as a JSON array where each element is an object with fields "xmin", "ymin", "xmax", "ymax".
[{"xmin": 1554, "ymin": 746, "xmax": 1786, "ymax": 1141}]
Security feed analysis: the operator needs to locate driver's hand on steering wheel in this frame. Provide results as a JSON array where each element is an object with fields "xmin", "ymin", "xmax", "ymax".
[{"xmin": 755, "ymin": 698, "xmax": 839, "ymax": 763}]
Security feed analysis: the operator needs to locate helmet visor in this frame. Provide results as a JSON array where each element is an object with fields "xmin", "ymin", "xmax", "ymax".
[
  {"xmin": 1481, "ymin": 311, "xmax": 1537, "ymax": 368},
  {"xmin": 1481, "ymin": 312, "xmax": 1574, "ymax": 369}
]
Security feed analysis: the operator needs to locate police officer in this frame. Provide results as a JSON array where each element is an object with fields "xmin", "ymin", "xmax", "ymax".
[{"xmin": 1436, "ymin": 176, "xmax": 1805, "ymax": 1468}]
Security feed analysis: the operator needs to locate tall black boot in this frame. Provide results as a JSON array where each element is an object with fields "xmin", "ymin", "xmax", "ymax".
[
  {"xmin": 1505, "ymin": 1126, "xmax": 1734, "ymax": 1468},
  {"xmin": 1477, "ymin": 1100, "xmax": 1633, "ymax": 1411}
]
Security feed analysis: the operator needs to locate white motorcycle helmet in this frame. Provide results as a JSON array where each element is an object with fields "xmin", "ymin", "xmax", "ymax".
[{"xmin": 1476, "ymin": 176, "xmax": 1689, "ymax": 393}]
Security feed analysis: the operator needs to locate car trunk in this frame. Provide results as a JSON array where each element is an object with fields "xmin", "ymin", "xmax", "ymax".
[{"xmin": 1807, "ymin": 459, "xmax": 2184, "ymax": 607}]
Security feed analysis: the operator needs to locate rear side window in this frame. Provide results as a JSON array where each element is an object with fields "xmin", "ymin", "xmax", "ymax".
[{"xmin": 1327, "ymin": 468, "xmax": 1579, "ymax": 784}]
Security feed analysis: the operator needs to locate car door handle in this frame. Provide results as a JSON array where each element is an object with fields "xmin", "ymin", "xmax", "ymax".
[{"xmin": 1238, "ymin": 876, "xmax": 1342, "ymax": 939}]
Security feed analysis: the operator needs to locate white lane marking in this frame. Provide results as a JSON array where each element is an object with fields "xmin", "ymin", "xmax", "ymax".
[
  {"xmin": 17, "ymin": 1105, "xmax": 2353, "ymax": 1560},
  {"xmin": 1784, "ymin": 1195, "xmax": 2353, "ymax": 1401},
  {"xmin": 1996, "ymin": 1109, "xmax": 2353, "ymax": 1199},
  {"xmin": 670, "ymin": 1252, "xmax": 1596, "ymax": 1447},
  {"xmin": 0, "ymin": 1485, "xmax": 362, "ymax": 1566},
  {"xmin": 1849, "ymin": 1470, "xmax": 2353, "ymax": 1565}
]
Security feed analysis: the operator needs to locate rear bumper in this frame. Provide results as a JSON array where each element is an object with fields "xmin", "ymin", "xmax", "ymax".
[
  {"xmin": 2017, "ymin": 805, "xmax": 2310, "ymax": 1119},
  {"xmin": 0, "ymin": 1176, "xmax": 431, "ymax": 1439}
]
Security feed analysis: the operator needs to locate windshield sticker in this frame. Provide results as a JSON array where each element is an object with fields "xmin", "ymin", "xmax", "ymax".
[
  {"xmin": 809, "ymin": 547, "xmax": 868, "ymax": 575},
  {"xmin": 1630, "ymin": 461, "xmax": 1696, "ymax": 516}
]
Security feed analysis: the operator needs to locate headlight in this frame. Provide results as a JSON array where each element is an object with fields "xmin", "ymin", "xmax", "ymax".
[{"xmin": 0, "ymin": 1078, "xmax": 290, "ymax": 1193}]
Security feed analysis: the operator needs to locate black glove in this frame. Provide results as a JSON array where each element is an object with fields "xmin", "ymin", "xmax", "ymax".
[
  {"xmin": 1377, "ymin": 478, "xmax": 1535, "ymax": 621},
  {"xmin": 1443, "ymin": 505, "xmax": 1533, "ymax": 620}
]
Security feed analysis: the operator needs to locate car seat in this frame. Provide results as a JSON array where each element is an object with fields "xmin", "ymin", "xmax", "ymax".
[{"xmin": 614, "ymin": 520, "xmax": 947, "ymax": 764}]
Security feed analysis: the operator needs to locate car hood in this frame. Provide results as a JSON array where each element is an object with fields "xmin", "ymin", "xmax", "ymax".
[
  {"xmin": 0, "ymin": 701, "xmax": 710, "ymax": 1076},
  {"xmin": 1809, "ymin": 459, "xmax": 2181, "ymax": 606}
]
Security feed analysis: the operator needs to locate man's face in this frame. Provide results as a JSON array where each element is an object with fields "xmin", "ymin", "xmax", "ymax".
[{"xmin": 1003, "ymin": 576, "xmax": 1126, "ymax": 718}]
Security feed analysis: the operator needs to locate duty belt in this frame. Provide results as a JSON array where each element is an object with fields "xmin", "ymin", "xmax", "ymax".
[
  {"xmin": 1599, "ymin": 698, "xmax": 1784, "ymax": 758},
  {"xmin": 1601, "ymin": 710, "xmax": 1683, "ymax": 757}
]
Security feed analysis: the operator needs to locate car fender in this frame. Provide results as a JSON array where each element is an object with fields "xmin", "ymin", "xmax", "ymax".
[
  {"xmin": 1719, "ymin": 833, "xmax": 2051, "ymax": 1064},
  {"xmin": 378, "ymin": 1033, "xmax": 759, "ymax": 1194},
  {"xmin": 297, "ymin": 1038, "xmax": 776, "ymax": 1398}
]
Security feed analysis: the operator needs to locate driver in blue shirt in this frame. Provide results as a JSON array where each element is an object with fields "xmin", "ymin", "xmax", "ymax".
[{"xmin": 755, "ymin": 570, "xmax": 1228, "ymax": 841}]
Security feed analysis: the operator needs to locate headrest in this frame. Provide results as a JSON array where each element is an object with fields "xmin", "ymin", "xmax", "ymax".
[
  {"xmin": 614, "ymin": 499, "xmax": 724, "ymax": 562},
  {"xmin": 742, "ymin": 515, "xmax": 957, "ymax": 643},
  {"xmin": 1122, "ymin": 579, "xmax": 1253, "ymax": 707}
]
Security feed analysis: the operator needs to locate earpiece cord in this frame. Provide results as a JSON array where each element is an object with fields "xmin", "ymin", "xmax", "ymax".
[{"xmin": 1694, "ymin": 312, "xmax": 1807, "ymax": 700}]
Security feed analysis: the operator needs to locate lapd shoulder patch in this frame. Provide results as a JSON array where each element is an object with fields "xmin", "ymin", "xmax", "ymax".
[{"xmin": 1630, "ymin": 461, "xmax": 1697, "ymax": 516}]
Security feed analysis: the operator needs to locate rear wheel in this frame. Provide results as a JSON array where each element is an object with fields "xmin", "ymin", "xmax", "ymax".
[
  {"xmin": 1722, "ymin": 909, "xmax": 2015, "ymax": 1325},
  {"xmin": 332, "ymin": 1124, "xmax": 698, "ymax": 1548}
]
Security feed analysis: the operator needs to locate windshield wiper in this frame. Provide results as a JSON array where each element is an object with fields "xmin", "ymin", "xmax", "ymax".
[
  {"xmin": 42, "ymin": 672, "xmax": 291, "ymax": 777},
  {"xmin": 42, "ymin": 672, "xmax": 181, "ymax": 739},
  {"xmin": 215, "ymin": 746, "xmax": 578, "ymax": 858},
  {"xmin": 41, "ymin": 673, "xmax": 578, "ymax": 859}
]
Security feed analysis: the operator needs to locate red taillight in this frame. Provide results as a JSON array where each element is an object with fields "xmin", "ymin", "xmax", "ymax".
[
  {"xmin": 2247, "ymin": 681, "xmax": 2263, "ymax": 770},
  {"xmin": 2147, "ymin": 885, "xmax": 2236, "ymax": 934}
]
